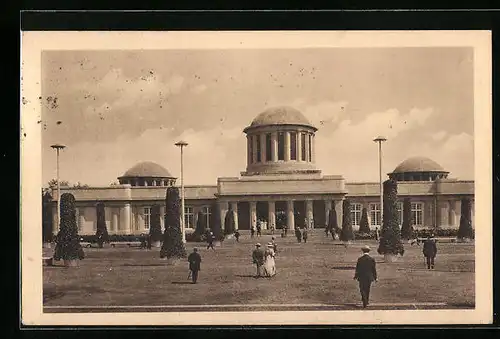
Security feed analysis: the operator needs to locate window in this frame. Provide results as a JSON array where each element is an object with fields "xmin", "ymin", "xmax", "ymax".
[
  {"xmin": 249, "ymin": 136, "xmax": 253, "ymax": 164},
  {"xmin": 411, "ymin": 202, "xmax": 423, "ymax": 227},
  {"xmin": 256, "ymin": 135, "xmax": 261, "ymax": 162},
  {"xmin": 369, "ymin": 203, "xmax": 381, "ymax": 227},
  {"xmin": 307, "ymin": 134, "xmax": 312, "ymax": 162},
  {"xmin": 278, "ymin": 132, "xmax": 285, "ymax": 160},
  {"xmin": 144, "ymin": 207, "xmax": 151, "ymax": 230},
  {"xmin": 351, "ymin": 203, "xmax": 362, "ymax": 227},
  {"xmin": 301, "ymin": 133, "xmax": 306, "ymax": 161},
  {"xmin": 185, "ymin": 206, "xmax": 194, "ymax": 229},
  {"xmin": 265, "ymin": 133, "xmax": 272, "ymax": 161},
  {"xmin": 202, "ymin": 206, "xmax": 212, "ymax": 229},
  {"xmin": 290, "ymin": 132, "xmax": 297, "ymax": 160}
]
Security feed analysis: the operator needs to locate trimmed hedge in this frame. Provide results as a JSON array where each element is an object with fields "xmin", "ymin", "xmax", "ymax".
[
  {"xmin": 160, "ymin": 186, "xmax": 187, "ymax": 259},
  {"xmin": 377, "ymin": 179, "xmax": 404, "ymax": 256}
]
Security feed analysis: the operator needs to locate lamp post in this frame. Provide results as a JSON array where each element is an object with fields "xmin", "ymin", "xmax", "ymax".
[
  {"xmin": 51, "ymin": 144, "xmax": 66, "ymax": 234},
  {"xmin": 175, "ymin": 140, "xmax": 188, "ymax": 243},
  {"xmin": 373, "ymin": 136, "xmax": 387, "ymax": 227}
]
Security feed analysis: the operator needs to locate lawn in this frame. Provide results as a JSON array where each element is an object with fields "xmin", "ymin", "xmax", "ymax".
[{"xmin": 43, "ymin": 230, "xmax": 475, "ymax": 312}]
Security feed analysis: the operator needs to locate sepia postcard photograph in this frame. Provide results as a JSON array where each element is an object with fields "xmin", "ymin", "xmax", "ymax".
[{"xmin": 20, "ymin": 30, "xmax": 492, "ymax": 326}]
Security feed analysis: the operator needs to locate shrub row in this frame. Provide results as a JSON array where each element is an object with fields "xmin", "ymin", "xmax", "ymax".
[{"xmin": 353, "ymin": 228, "xmax": 473, "ymax": 240}]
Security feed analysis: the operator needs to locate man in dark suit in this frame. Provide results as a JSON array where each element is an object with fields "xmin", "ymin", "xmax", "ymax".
[
  {"xmin": 354, "ymin": 245, "xmax": 377, "ymax": 308},
  {"xmin": 252, "ymin": 243, "xmax": 265, "ymax": 277},
  {"xmin": 422, "ymin": 236, "xmax": 437, "ymax": 269},
  {"xmin": 187, "ymin": 247, "xmax": 202, "ymax": 284}
]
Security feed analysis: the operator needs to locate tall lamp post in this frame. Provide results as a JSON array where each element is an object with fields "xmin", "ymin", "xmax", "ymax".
[
  {"xmin": 175, "ymin": 140, "xmax": 188, "ymax": 243},
  {"xmin": 373, "ymin": 136, "xmax": 387, "ymax": 227},
  {"xmin": 51, "ymin": 144, "xmax": 66, "ymax": 234}
]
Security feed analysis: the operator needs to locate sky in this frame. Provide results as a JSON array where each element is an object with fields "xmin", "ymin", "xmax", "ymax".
[{"xmin": 41, "ymin": 47, "xmax": 474, "ymax": 187}]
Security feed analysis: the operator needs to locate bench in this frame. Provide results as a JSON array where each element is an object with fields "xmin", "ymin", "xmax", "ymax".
[{"xmin": 42, "ymin": 256, "xmax": 54, "ymax": 266}]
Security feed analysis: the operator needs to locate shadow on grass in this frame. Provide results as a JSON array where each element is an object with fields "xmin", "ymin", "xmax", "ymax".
[
  {"xmin": 330, "ymin": 266, "xmax": 356, "ymax": 270},
  {"xmin": 171, "ymin": 281, "xmax": 194, "ymax": 285},
  {"xmin": 234, "ymin": 274, "xmax": 259, "ymax": 278}
]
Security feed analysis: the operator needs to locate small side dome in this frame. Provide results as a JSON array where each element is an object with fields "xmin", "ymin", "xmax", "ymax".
[
  {"xmin": 118, "ymin": 161, "xmax": 176, "ymax": 187},
  {"xmin": 389, "ymin": 156, "xmax": 449, "ymax": 182}
]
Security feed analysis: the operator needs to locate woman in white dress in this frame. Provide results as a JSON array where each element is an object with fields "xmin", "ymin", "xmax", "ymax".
[{"xmin": 263, "ymin": 242, "xmax": 276, "ymax": 277}]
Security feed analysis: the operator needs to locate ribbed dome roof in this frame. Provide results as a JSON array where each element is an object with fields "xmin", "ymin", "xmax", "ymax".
[
  {"xmin": 392, "ymin": 157, "xmax": 447, "ymax": 173},
  {"xmin": 121, "ymin": 161, "xmax": 174, "ymax": 178},
  {"xmin": 247, "ymin": 106, "xmax": 315, "ymax": 129}
]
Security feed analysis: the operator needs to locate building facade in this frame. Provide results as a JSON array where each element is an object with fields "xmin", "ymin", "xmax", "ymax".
[{"xmin": 50, "ymin": 107, "xmax": 474, "ymax": 235}]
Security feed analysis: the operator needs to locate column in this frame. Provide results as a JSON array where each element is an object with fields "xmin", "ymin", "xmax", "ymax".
[
  {"xmin": 438, "ymin": 200, "xmax": 449, "ymax": 227},
  {"xmin": 268, "ymin": 201, "xmax": 276, "ymax": 229},
  {"xmin": 271, "ymin": 132, "xmax": 278, "ymax": 162},
  {"xmin": 144, "ymin": 180, "xmax": 148, "ymax": 187},
  {"xmin": 219, "ymin": 201, "xmax": 229, "ymax": 232},
  {"xmin": 297, "ymin": 132, "xmax": 302, "ymax": 161},
  {"xmin": 471, "ymin": 200, "xmax": 475, "ymax": 228},
  {"xmin": 120, "ymin": 203, "xmax": 131, "ymax": 234},
  {"xmin": 247, "ymin": 135, "xmax": 252, "ymax": 165},
  {"xmin": 250, "ymin": 201, "xmax": 257, "ymax": 230},
  {"xmin": 284, "ymin": 131, "xmax": 291, "ymax": 161},
  {"xmin": 160, "ymin": 205, "xmax": 166, "ymax": 231},
  {"xmin": 306, "ymin": 199, "xmax": 314, "ymax": 228},
  {"xmin": 260, "ymin": 133, "xmax": 267, "ymax": 163},
  {"xmin": 305, "ymin": 133, "xmax": 310, "ymax": 163},
  {"xmin": 112, "ymin": 210, "xmax": 118, "ymax": 233},
  {"xmin": 448, "ymin": 200, "xmax": 456, "ymax": 228},
  {"xmin": 324, "ymin": 200, "xmax": 332, "ymax": 227},
  {"xmin": 311, "ymin": 134, "xmax": 315, "ymax": 163},
  {"xmin": 230, "ymin": 202, "xmax": 239, "ymax": 230},
  {"xmin": 252, "ymin": 134, "xmax": 258, "ymax": 164},
  {"xmin": 78, "ymin": 209, "xmax": 85, "ymax": 234},
  {"xmin": 287, "ymin": 200, "xmax": 295, "ymax": 230},
  {"xmin": 334, "ymin": 199, "xmax": 343, "ymax": 229}
]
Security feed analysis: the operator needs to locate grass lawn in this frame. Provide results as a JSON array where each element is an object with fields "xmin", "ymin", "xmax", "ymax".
[{"xmin": 43, "ymin": 230, "xmax": 475, "ymax": 312}]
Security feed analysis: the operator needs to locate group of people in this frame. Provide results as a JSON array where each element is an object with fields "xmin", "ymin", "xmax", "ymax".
[
  {"xmin": 252, "ymin": 240, "xmax": 278, "ymax": 278},
  {"xmin": 294, "ymin": 227, "xmax": 308, "ymax": 243}
]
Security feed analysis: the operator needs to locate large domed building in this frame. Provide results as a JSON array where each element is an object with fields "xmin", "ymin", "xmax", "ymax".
[{"xmin": 50, "ymin": 106, "xmax": 474, "ymax": 236}]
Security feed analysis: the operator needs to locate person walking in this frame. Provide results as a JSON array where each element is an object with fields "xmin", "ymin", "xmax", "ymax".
[
  {"xmin": 353, "ymin": 245, "xmax": 377, "ymax": 308},
  {"xmin": 422, "ymin": 235, "xmax": 437, "ymax": 269},
  {"xmin": 263, "ymin": 243, "xmax": 276, "ymax": 277},
  {"xmin": 187, "ymin": 247, "xmax": 202, "ymax": 284},
  {"xmin": 256, "ymin": 220, "xmax": 262, "ymax": 237},
  {"xmin": 295, "ymin": 227, "xmax": 302, "ymax": 243},
  {"xmin": 234, "ymin": 230, "xmax": 240, "ymax": 242},
  {"xmin": 374, "ymin": 227, "xmax": 379, "ymax": 241},
  {"xmin": 302, "ymin": 228, "xmax": 308, "ymax": 243},
  {"xmin": 250, "ymin": 226, "xmax": 255, "ymax": 238},
  {"xmin": 206, "ymin": 232, "xmax": 215, "ymax": 250},
  {"xmin": 270, "ymin": 236, "xmax": 278, "ymax": 254},
  {"xmin": 252, "ymin": 243, "xmax": 265, "ymax": 278}
]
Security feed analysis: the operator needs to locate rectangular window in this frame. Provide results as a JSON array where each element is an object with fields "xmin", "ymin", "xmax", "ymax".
[
  {"xmin": 308, "ymin": 134, "xmax": 312, "ymax": 162},
  {"xmin": 249, "ymin": 136, "xmax": 253, "ymax": 164},
  {"xmin": 397, "ymin": 202, "xmax": 403, "ymax": 227},
  {"xmin": 144, "ymin": 207, "xmax": 151, "ymax": 230},
  {"xmin": 202, "ymin": 206, "xmax": 212, "ymax": 229},
  {"xmin": 350, "ymin": 203, "xmax": 362, "ymax": 227},
  {"xmin": 411, "ymin": 202, "xmax": 423, "ymax": 227},
  {"xmin": 265, "ymin": 133, "xmax": 272, "ymax": 161},
  {"xmin": 256, "ymin": 135, "xmax": 261, "ymax": 162},
  {"xmin": 369, "ymin": 203, "xmax": 381, "ymax": 227},
  {"xmin": 290, "ymin": 132, "xmax": 297, "ymax": 160},
  {"xmin": 184, "ymin": 206, "xmax": 194, "ymax": 229},
  {"xmin": 278, "ymin": 132, "xmax": 285, "ymax": 160},
  {"xmin": 301, "ymin": 133, "xmax": 306, "ymax": 161}
]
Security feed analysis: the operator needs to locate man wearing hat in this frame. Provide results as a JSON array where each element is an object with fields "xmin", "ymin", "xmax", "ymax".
[
  {"xmin": 353, "ymin": 245, "xmax": 378, "ymax": 308},
  {"xmin": 187, "ymin": 247, "xmax": 202, "ymax": 284},
  {"xmin": 252, "ymin": 243, "xmax": 265, "ymax": 277}
]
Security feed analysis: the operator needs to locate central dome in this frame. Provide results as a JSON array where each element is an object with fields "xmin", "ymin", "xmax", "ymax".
[
  {"xmin": 122, "ymin": 161, "xmax": 173, "ymax": 178},
  {"xmin": 245, "ymin": 106, "xmax": 316, "ymax": 131},
  {"xmin": 392, "ymin": 156, "xmax": 446, "ymax": 173}
]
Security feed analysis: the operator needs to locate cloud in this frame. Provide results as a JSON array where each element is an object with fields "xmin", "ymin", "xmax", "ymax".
[
  {"xmin": 191, "ymin": 84, "xmax": 208, "ymax": 94},
  {"xmin": 432, "ymin": 130, "xmax": 447, "ymax": 141}
]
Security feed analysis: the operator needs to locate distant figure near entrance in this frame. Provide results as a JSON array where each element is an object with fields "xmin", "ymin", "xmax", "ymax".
[
  {"xmin": 422, "ymin": 235, "xmax": 437, "ymax": 269},
  {"xmin": 187, "ymin": 247, "xmax": 202, "ymax": 284},
  {"xmin": 354, "ymin": 245, "xmax": 378, "ymax": 308},
  {"xmin": 234, "ymin": 230, "xmax": 240, "ymax": 242},
  {"xmin": 295, "ymin": 228, "xmax": 302, "ymax": 243},
  {"xmin": 302, "ymin": 228, "xmax": 308, "ymax": 243}
]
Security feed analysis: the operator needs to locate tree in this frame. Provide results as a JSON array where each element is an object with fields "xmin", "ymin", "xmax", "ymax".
[
  {"xmin": 224, "ymin": 206, "xmax": 236, "ymax": 235},
  {"xmin": 328, "ymin": 205, "xmax": 339, "ymax": 234},
  {"xmin": 42, "ymin": 190, "xmax": 53, "ymax": 244},
  {"xmin": 95, "ymin": 202, "xmax": 109, "ymax": 248},
  {"xmin": 194, "ymin": 211, "xmax": 206, "ymax": 235},
  {"xmin": 339, "ymin": 199, "xmax": 354, "ymax": 242},
  {"xmin": 53, "ymin": 193, "xmax": 85, "ymax": 264},
  {"xmin": 149, "ymin": 204, "xmax": 163, "ymax": 245},
  {"xmin": 457, "ymin": 198, "xmax": 474, "ymax": 240},
  {"xmin": 358, "ymin": 208, "xmax": 370, "ymax": 234},
  {"xmin": 377, "ymin": 179, "xmax": 404, "ymax": 257},
  {"xmin": 400, "ymin": 198, "xmax": 414, "ymax": 240},
  {"xmin": 160, "ymin": 187, "xmax": 186, "ymax": 259},
  {"xmin": 210, "ymin": 203, "xmax": 223, "ymax": 241}
]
